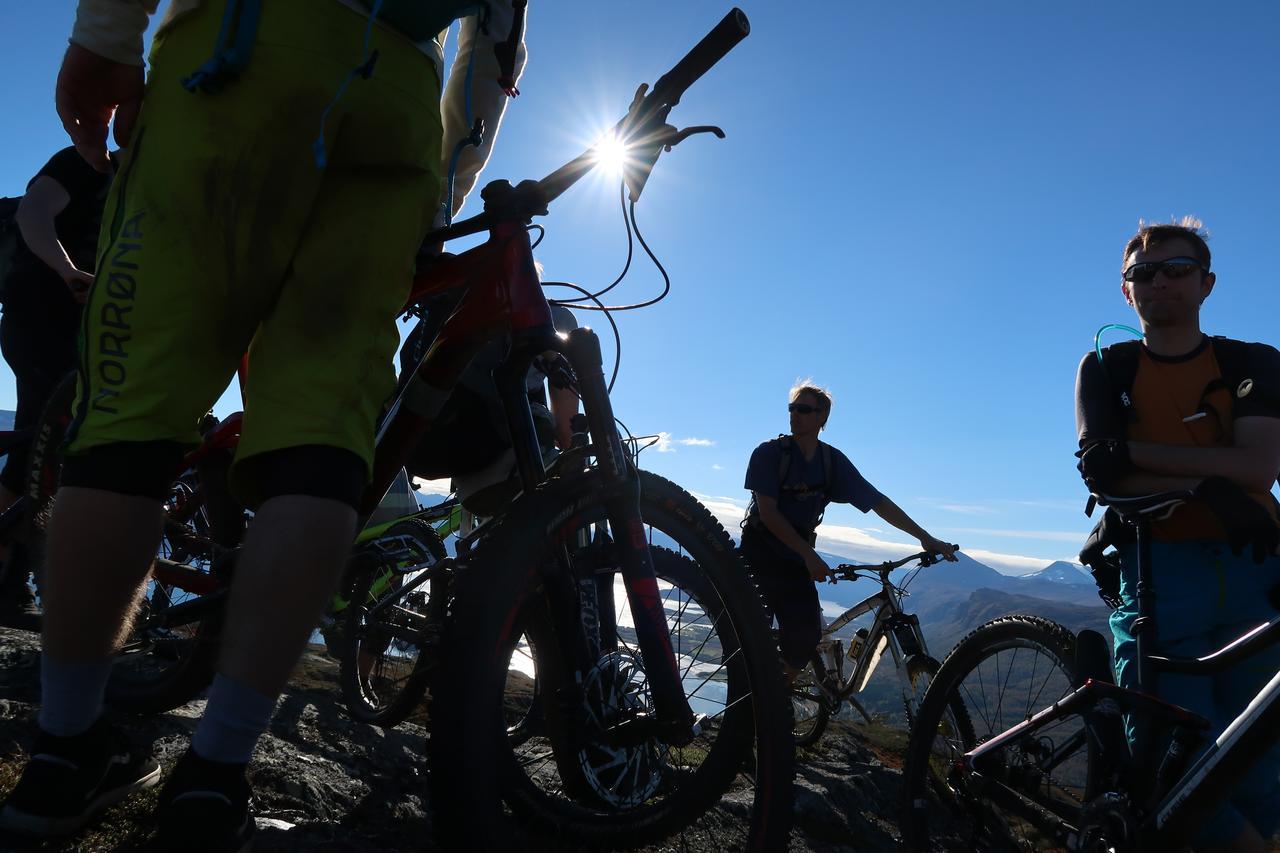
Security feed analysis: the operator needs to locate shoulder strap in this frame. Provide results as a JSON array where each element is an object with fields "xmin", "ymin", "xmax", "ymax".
[
  {"xmin": 1208, "ymin": 338, "xmax": 1280, "ymax": 490},
  {"xmin": 774, "ymin": 434, "xmax": 792, "ymax": 485},
  {"xmin": 818, "ymin": 441, "xmax": 833, "ymax": 493},
  {"xmin": 1099, "ymin": 340, "xmax": 1143, "ymax": 420},
  {"xmin": 1208, "ymin": 336, "xmax": 1252, "ymax": 392}
]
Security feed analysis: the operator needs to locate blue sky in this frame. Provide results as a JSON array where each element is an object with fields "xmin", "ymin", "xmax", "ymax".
[{"xmin": 3, "ymin": 2, "xmax": 1278, "ymax": 573}]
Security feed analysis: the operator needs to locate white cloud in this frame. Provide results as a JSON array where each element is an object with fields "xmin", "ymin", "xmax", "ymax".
[
  {"xmin": 690, "ymin": 492, "xmax": 1066, "ymax": 577},
  {"xmin": 943, "ymin": 527, "xmax": 1088, "ymax": 543},
  {"xmin": 654, "ymin": 432, "xmax": 716, "ymax": 452},
  {"xmin": 959, "ymin": 548, "xmax": 1070, "ymax": 576},
  {"xmin": 411, "ymin": 477, "xmax": 452, "ymax": 496},
  {"xmin": 917, "ymin": 498, "xmax": 997, "ymax": 516},
  {"xmin": 711, "ymin": 463, "xmax": 724, "ymax": 470}
]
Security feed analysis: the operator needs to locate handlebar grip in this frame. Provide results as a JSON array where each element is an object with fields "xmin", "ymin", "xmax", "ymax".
[{"xmin": 650, "ymin": 8, "xmax": 750, "ymax": 107}]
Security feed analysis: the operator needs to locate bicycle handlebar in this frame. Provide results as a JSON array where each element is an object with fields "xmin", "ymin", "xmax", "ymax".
[
  {"xmin": 419, "ymin": 8, "xmax": 750, "ymax": 246},
  {"xmin": 648, "ymin": 9, "xmax": 750, "ymax": 113},
  {"xmin": 833, "ymin": 546, "xmax": 959, "ymax": 579}
]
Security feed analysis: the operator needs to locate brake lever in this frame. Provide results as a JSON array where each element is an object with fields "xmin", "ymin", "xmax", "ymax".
[{"xmin": 661, "ymin": 125, "xmax": 726, "ymax": 150}]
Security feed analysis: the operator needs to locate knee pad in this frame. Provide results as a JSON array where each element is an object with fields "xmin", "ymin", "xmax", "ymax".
[
  {"xmin": 59, "ymin": 441, "xmax": 188, "ymax": 501},
  {"xmin": 236, "ymin": 445, "xmax": 365, "ymax": 511}
]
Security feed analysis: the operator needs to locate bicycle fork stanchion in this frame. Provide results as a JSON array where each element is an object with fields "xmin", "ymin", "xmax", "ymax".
[
  {"xmin": 567, "ymin": 327, "xmax": 698, "ymax": 743},
  {"xmin": 1127, "ymin": 514, "xmax": 1164, "ymax": 790},
  {"xmin": 1133, "ymin": 515, "xmax": 1158, "ymax": 694}
]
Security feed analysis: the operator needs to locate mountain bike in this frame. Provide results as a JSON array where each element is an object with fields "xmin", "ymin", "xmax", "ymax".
[
  {"xmin": 899, "ymin": 489, "xmax": 1280, "ymax": 851},
  {"xmin": 395, "ymin": 10, "xmax": 790, "ymax": 848},
  {"xmin": 791, "ymin": 548, "xmax": 953, "ymax": 747},
  {"xmin": 20, "ymin": 370, "xmax": 451, "ymax": 724}
]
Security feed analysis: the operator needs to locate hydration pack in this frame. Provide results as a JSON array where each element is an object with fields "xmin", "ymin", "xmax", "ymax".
[{"xmin": 743, "ymin": 435, "xmax": 834, "ymax": 544}]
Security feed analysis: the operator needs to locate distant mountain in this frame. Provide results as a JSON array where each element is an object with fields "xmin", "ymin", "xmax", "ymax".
[
  {"xmin": 922, "ymin": 587, "xmax": 1111, "ymax": 656},
  {"xmin": 1023, "ymin": 560, "xmax": 1093, "ymax": 585}
]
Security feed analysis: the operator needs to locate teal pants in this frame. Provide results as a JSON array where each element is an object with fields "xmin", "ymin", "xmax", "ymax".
[{"xmin": 1111, "ymin": 539, "xmax": 1280, "ymax": 845}]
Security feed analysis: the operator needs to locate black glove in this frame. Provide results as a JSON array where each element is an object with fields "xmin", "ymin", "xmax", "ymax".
[
  {"xmin": 1076, "ymin": 439, "xmax": 1132, "ymax": 493},
  {"xmin": 1195, "ymin": 476, "xmax": 1280, "ymax": 564}
]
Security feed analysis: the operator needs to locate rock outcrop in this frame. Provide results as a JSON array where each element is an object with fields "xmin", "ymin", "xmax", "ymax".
[{"xmin": 0, "ymin": 627, "xmax": 919, "ymax": 851}]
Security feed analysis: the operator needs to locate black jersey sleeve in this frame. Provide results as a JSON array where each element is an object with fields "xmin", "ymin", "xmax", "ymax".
[
  {"xmin": 30, "ymin": 147, "xmax": 102, "ymax": 200},
  {"xmin": 1075, "ymin": 351, "xmax": 1124, "ymax": 449},
  {"xmin": 1234, "ymin": 343, "xmax": 1280, "ymax": 419}
]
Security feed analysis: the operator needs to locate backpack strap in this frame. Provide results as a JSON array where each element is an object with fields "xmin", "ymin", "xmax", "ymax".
[
  {"xmin": 811, "ymin": 440, "xmax": 834, "ymax": 529},
  {"xmin": 774, "ymin": 434, "xmax": 792, "ymax": 486},
  {"xmin": 1098, "ymin": 339, "xmax": 1143, "ymax": 422},
  {"xmin": 1209, "ymin": 337, "xmax": 1280, "ymax": 489}
]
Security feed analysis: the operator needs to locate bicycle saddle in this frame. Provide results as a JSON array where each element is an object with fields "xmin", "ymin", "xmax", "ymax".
[{"xmin": 1092, "ymin": 490, "xmax": 1195, "ymax": 521}]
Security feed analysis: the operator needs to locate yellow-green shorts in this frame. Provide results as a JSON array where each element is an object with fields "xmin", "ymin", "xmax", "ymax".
[{"xmin": 70, "ymin": 0, "xmax": 442, "ymax": 502}]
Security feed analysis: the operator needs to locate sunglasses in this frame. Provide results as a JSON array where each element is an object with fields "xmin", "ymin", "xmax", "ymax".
[
  {"xmin": 788, "ymin": 403, "xmax": 821, "ymax": 415},
  {"xmin": 1122, "ymin": 256, "xmax": 1207, "ymax": 284}
]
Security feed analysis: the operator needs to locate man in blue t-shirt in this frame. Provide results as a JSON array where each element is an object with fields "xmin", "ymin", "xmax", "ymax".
[{"xmin": 741, "ymin": 382, "xmax": 956, "ymax": 680}]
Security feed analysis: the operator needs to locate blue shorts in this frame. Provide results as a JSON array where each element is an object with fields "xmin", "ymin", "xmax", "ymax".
[{"xmin": 1111, "ymin": 539, "xmax": 1280, "ymax": 845}]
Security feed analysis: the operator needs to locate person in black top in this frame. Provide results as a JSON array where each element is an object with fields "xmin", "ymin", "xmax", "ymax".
[
  {"xmin": 741, "ymin": 381, "xmax": 957, "ymax": 681},
  {"xmin": 0, "ymin": 146, "xmax": 113, "ymax": 628}
]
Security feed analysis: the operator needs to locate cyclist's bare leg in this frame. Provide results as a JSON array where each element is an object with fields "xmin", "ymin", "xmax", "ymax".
[
  {"xmin": 216, "ymin": 495, "xmax": 356, "ymax": 698},
  {"xmin": 41, "ymin": 487, "xmax": 161, "ymax": 661}
]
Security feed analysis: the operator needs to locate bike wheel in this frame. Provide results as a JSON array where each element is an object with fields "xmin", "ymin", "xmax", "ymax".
[
  {"xmin": 338, "ymin": 518, "xmax": 446, "ymax": 728},
  {"xmin": 105, "ymin": 472, "xmax": 228, "ymax": 715},
  {"xmin": 430, "ymin": 470, "xmax": 793, "ymax": 850},
  {"xmin": 900, "ymin": 616, "xmax": 1091, "ymax": 852},
  {"xmin": 791, "ymin": 660, "xmax": 831, "ymax": 748}
]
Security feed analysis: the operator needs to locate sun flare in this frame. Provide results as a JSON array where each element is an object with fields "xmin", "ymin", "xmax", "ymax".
[{"xmin": 593, "ymin": 131, "xmax": 630, "ymax": 176}]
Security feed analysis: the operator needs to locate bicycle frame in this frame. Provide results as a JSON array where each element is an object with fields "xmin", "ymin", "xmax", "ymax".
[
  {"xmin": 816, "ymin": 554, "xmax": 938, "ymax": 702},
  {"xmin": 821, "ymin": 574, "xmax": 927, "ymax": 700},
  {"xmin": 950, "ymin": 504, "xmax": 1280, "ymax": 849},
  {"xmin": 363, "ymin": 215, "xmax": 696, "ymax": 738}
]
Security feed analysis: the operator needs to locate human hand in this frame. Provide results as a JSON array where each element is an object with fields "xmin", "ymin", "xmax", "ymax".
[
  {"xmin": 922, "ymin": 536, "xmax": 959, "ymax": 562},
  {"xmin": 1195, "ymin": 476, "xmax": 1279, "ymax": 564},
  {"xmin": 804, "ymin": 552, "xmax": 833, "ymax": 583},
  {"xmin": 62, "ymin": 267, "xmax": 94, "ymax": 304},
  {"xmin": 55, "ymin": 43, "xmax": 144, "ymax": 172}
]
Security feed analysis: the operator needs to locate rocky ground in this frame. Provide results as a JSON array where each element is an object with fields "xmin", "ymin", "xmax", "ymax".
[{"xmin": 0, "ymin": 626, "xmax": 919, "ymax": 852}]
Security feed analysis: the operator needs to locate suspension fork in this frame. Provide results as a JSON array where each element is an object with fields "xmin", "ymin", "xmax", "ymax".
[
  {"xmin": 565, "ymin": 327, "xmax": 697, "ymax": 741},
  {"xmin": 496, "ymin": 331, "xmax": 596, "ymax": 680}
]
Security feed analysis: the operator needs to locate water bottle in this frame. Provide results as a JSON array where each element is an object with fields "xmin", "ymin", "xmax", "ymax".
[{"xmin": 846, "ymin": 627, "xmax": 869, "ymax": 663}]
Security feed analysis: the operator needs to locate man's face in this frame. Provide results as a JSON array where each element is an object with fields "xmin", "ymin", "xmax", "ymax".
[
  {"xmin": 789, "ymin": 392, "xmax": 827, "ymax": 436},
  {"xmin": 1121, "ymin": 238, "xmax": 1215, "ymax": 329}
]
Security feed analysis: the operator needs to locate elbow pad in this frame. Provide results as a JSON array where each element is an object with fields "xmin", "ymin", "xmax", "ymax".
[{"xmin": 1076, "ymin": 439, "xmax": 1132, "ymax": 493}]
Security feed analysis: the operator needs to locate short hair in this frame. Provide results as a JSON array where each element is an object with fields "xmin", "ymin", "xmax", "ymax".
[
  {"xmin": 789, "ymin": 380, "xmax": 832, "ymax": 413},
  {"xmin": 1121, "ymin": 216, "xmax": 1211, "ymax": 273}
]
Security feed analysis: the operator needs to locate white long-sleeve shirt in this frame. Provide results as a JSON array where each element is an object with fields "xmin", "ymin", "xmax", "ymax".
[{"xmin": 69, "ymin": 0, "xmax": 527, "ymax": 218}]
